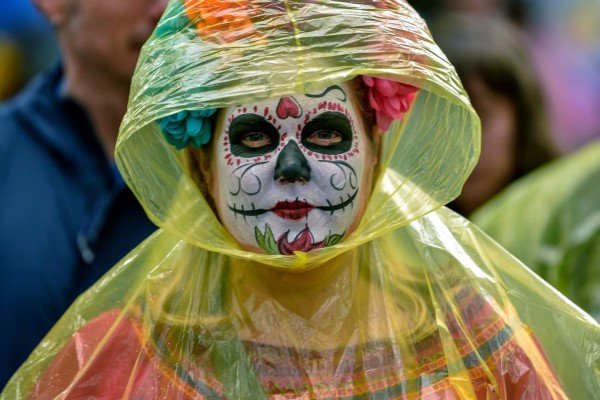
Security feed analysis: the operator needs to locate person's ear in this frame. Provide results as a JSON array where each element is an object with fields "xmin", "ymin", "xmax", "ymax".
[{"xmin": 33, "ymin": 0, "xmax": 67, "ymax": 27}]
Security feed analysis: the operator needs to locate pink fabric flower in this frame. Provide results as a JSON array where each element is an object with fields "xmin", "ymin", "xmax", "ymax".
[{"xmin": 362, "ymin": 76, "xmax": 419, "ymax": 132}]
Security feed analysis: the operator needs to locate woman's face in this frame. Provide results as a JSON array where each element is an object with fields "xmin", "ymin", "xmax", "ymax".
[
  {"xmin": 204, "ymin": 82, "xmax": 377, "ymax": 255},
  {"xmin": 456, "ymin": 74, "xmax": 517, "ymax": 215}
]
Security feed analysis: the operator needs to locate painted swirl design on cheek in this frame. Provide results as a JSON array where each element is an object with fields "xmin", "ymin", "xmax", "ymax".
[
  {"xmin": 228, "ymin": 162, "xmax": 269, "ymax": 196},
  {"xmin": 319, "ymin": 160, "xmax": 358, "ymax": 191}
]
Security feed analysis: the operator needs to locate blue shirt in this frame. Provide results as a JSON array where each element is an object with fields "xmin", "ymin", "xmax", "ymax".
[{"xmin": 0, "ymin": 64, "xmax": 157, "ymax": 386}]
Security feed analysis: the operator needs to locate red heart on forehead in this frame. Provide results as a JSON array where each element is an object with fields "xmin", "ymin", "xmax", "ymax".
[{"xmin": 276, "ymin": 96, "xmax": 302, "ymax": 119}]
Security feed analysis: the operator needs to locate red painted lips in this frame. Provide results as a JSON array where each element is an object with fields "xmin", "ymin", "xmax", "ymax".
[{"xmin": 272, "ymin": 200, "xmax": 314, "ymax": 220}]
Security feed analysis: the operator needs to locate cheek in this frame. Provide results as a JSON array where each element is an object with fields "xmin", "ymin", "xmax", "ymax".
[
  {"xmin": 215, "ymin": 147, "xmax": 274, "ymax": 202},
  {"xmin": 215, "ymin": 147, "xmax": 238, "ymax": 190},
  {"xmin": 481, "ymin": 106, "xmax": 517, "ymax": 174}
]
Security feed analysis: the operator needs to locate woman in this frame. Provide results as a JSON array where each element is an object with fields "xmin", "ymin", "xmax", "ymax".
[{"xmin": 2, "ymin": 1, "xmax": 598, "ymax": 398}]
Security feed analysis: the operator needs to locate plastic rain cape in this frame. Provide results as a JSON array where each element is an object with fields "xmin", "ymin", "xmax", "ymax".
[
  {"xmin": 3, "ymin": 1, "xmax": 599, "ymax": 399},
  {"xmin": 473, "ymin": 139, "xmax": 600, "ymax": 321}
]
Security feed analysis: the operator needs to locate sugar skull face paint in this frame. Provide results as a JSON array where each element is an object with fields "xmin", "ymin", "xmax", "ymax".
[{"xmin": 210, "ymin": 82, "xmax": 374, "ymax": 255}]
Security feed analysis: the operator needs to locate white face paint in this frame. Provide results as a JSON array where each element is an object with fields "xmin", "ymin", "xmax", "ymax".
[{"xmin": 212, "ymin": 82, "xmax": 371, "ymax": 255}]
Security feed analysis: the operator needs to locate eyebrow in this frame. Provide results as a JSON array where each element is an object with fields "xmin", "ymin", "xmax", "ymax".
[{"xmin": 304, "ymin": 85, "xmax": 347, "ymax": 102}]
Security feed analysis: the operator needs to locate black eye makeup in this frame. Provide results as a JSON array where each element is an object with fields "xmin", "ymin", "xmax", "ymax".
[
  {"xmin": 229, "ymin": 114, "xmax": 280, "ymax": 157},
  {"xmin": 301, "ymin": 111, "xmax": 353, "ymax": 154}
]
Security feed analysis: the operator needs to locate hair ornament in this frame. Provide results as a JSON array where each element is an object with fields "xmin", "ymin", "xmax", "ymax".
[
  {"xmin": 183, "ymin": 0, "xmax": 258, "ymax": 43},
  {"xmin": 362, "ymin": 76, "xmax": 419, "ymax": 132},
  {"xmin": 158, "ymin": 109, "xmax": 217, "ymax": 150},
  {"xmin": 155, "ymin": 0, "xmax": 189, "ymax": 37}
]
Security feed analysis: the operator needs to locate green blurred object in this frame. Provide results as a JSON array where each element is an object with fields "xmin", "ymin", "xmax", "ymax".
[{"xmin": 473, "ymin": 139, "xmax": 600, "ymax": 320}]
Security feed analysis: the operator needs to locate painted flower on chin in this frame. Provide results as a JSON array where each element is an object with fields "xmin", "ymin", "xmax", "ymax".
[
  {"xmin": 256, "ymin": 224, "xmax": 344, "ymax": 255},
  {"xmin": 278, "ymin": 227, "xmax": 325, "ymax": 255}
]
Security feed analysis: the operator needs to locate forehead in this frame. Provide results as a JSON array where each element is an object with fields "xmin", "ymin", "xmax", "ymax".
[{"xmin": 223, "ymin": 82, "xmax": 358, "ymax": 116}]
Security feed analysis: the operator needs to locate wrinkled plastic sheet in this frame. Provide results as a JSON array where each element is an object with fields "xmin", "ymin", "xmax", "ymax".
[{"xmin": 2, "ymin": 1, "xmax": 598, "ymax": 398}]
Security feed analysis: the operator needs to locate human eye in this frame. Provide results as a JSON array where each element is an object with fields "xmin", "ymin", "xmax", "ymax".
[
  {"xmin": 306, "ymin": 130, "xmax": 343, "ymax": 147},
  {"xmin": 229, "ymin": 114, "xmax": 279, "ymax": 156},
  {"xmin": 241, "ymin": 132, "xmax": 272, "ymax": 148},
  {"xmin": 301, "ymin": 112, "xmax": 352, "ymax": 154}
]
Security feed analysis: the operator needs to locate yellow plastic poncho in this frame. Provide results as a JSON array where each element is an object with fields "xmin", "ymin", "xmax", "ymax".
[
  {"xmin": 2, "ymin": 1, "xmax": 599, "ymax": 399},
  {"xmin": 473, "ymin": 139, "xmax": 600, "ymax": 321}
]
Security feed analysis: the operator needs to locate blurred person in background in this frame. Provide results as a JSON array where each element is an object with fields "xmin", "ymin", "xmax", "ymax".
[
  {"xmin": 429, "ymin": 9, "xmax": 600, "ymax": 320},
  {"xmin": 409, "ymin": 0, "xmax": 525, "ymax": 22},
  {"xmin": 0, "ymin": 0, "xmax": 167, "ymax": 387},
  {"xmin": 430, "ymin": 12, "xmax": 558, "ymax": 216},
  {"xmin": 410, "ymin": 0, "xmax": 600, "ymax": 153},
  {"xmin": 0, "ymin": 0, "xmax": 58, "ymax": 99},
  {"xmin": 431, "ymin": 0, "xmax": 512, "ymax": 14}
]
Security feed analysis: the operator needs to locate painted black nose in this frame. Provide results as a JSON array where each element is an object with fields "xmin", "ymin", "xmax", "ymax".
[{"xmin": 274, "ymin": 141, "xmax": 311, "ymax": 183}]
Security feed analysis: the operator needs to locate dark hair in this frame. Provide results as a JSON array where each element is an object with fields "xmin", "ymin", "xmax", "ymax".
[
  {"xmin": 430, "ymin": 12, "xmax": 557, "ymax": 181},
  {"xmin": 348, "ymin": 76, "xmax": 376, "ymax": 134}
]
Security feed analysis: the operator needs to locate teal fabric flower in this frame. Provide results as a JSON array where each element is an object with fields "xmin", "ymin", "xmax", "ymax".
[
  {"xmin": 155, "ymin": 0, "xmax": 189, "ymax": 38},
  {"xmin": 158, "ymin": 109, "xmax": 217, "ymax": 150}
]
